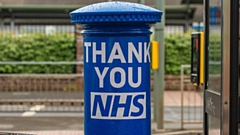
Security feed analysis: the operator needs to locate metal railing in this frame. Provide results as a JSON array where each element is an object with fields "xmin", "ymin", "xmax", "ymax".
[
  {"xmin": 180, "ymin": 65, "xmax": 203, "ymax": 129},
  {"xmin": 0, "ymin": 25, "xmax": 75, "ymax": 35},
  {"xmin": 0, "ymin": 61, "xmax": 84, "ymax": 112}
]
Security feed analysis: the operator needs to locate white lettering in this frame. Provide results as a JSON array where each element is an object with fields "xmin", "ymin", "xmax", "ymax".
[
  {"xmin": 93, "ymin": 42, "xmax": 106, "ymax": 63},
  {"xmin": 84, "ymin": 42, "xmax": 91, "ymax": 63},
  {"xmin": 108, "ymin": 42, "xmax": 126, "ymax": 63},
  {"xmin": 144, "ymin": 42, "xmax": 150, "ymax": 63},
  {"xmin": 128, "ymin": 67, "xmax": 141, "ymax": 88},
  {"xmin": 86, "ymin": 41, "xmax": 148, "ymax": 89},
  {"xmin": 85, "ymin": 41, "xmax": 150, "ymax": 63},
  {"xmin": 95, "ymin": 67, "xmax": 109, "ymax": 88},
  {"xmin": 128, "ymin": 42, "xmax": 142, "ymax": 63},
  {"xmin": 91, "ymin": 92, "xmax": 146, "ymax": 119},
  {"xmin": 110, "ymin": 67, "xmax": 126, "ymax": 88}
]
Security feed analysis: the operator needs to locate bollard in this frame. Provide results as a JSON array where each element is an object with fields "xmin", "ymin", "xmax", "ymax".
[{"xmin": 70, "ymin": 2, "xmax": 162, "ymax": 135}]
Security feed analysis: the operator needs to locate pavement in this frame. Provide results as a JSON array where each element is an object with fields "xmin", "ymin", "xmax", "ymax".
[{"xmin": 0, "ymin": 91, "xmax": 203, "ymax": 135}]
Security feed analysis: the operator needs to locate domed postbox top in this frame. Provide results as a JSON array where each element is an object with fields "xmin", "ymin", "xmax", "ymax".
[{"xmin": 70, "ymin": 1, "xmax": 162, "ymax": 24}]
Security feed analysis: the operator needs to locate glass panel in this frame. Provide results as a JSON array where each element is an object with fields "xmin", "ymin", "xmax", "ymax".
[
  {"xmin": 238, "ymin": 1, "xmax": 240, "ymax": 134},
  {"xmin": 208, "ymin": 0, "xmax": 221, "ymax": 133},
  {"xmin": 208, "ymin": 0, "xmax": 221, "ymax": 93},
  {"xmin": 208, "ymin": 115, "xmax": 221, "ymax": 134}
]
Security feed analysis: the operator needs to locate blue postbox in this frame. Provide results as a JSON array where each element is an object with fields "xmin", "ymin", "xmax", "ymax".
[{"xmin": 70, "ymin": 2, "xmax": 162, "ymax": 135}]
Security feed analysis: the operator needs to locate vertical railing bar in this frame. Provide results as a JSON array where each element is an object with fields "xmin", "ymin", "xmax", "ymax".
[
  {"xmin": 24, "ymin": 77, "xmax": 29, "ymax": 112},
  {"xmin": 194, "ymin": 87, "xmax": 196, "ymax": 121},
  {"xmin": 57, "ymin": 78, "xmax": 60, "ymax": 112},
  {"xmin": 37, "ymin": 77, "xmax": 43, "ymax": 103},
  {"xmin": 5, "ymin": 78, "xmax": 7, "ymax": 112},
  {"xmin": 34, "ymin": 77, "xmax": 37, "ymax": 111},
  {"xmin": 20, "ymin": 77, "xmax": 23, "ymax": 111},
  {"xmin": 65, "ymin": 76, "xmax": 68, "ymax": 112},
  {"xmin": 22, "ymin": 77, "xmax": 25, "ymax": 111},
  {"xmin": 1, "ymin": 78, "xmax": 4, "ymax": 111},
  {"xmin": 2, "ymin": 78, "xmax": 4, "ymax": 111},
  {"xmin": 67, "ymin": 77, "xmax": 71, "ymax": 112},
  {"xmin": 40, "ymin": 77, "xmax": 43, "ymax": 112},
  {"xmin": 61, "ymin": 76, "xmax": 65, "ymax": 112},
  {"xmin": 7, "ymin": 79, "xmax": 14, "ymax": 111},
  {"xmin": 74, "ymin": 78, "xmax": 77, "ymax": 112},
  {"xmin": 16, "ymin": 77, "xmax": 21, "ymax": 110},
  {"xmin": 45, "ymin": 77, "xmax": 48, "ymax": 112},
  {"xmin": 47, "ymin": 77, "xmax": 51, "ymax": 112},
  {"xmin": 180, "ymin": 65, "xmax": 184, "ymax": 129},
  {"xmin": 188, "ymin": 76, "xmax": 190, "ymax": 122},
  {"xmin": 51, "ymin": 77, "xmax": 54, "ymax": 112},
  {"xmin": 201, "ymin": 89, "xmax": 203, "ymax": 120}
]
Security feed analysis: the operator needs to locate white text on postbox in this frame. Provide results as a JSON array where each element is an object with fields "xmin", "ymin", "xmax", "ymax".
[
  {"xmin": 91, "ymin": 92, "xmax": 146, "ymax": 120},
  {"xmin": 84, "ymin": 42, "xmax": 150, "ymax": 88}
]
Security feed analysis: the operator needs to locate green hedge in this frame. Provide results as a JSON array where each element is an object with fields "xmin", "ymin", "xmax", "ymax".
[
  {"xmin": 164, "ymin": 32, "xmax": 221, "ymax": 75},
  {"xmin": 209, "ymin": 33, "xmax": 221, "ymax": 74},
  {"xmin": 165, "ymin": 33, "xmax": 191, "ymax": 75},
  {"xmin": 0, "ymin": 32, "xmax": 221, "ymax": 75},
  {"xmin": 0, "ymin": 33, "xmax": 75, "ymax": 73}
]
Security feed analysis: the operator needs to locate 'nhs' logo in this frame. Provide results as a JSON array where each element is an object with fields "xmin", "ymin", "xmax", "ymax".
[{"xmin": 91, "ymin": 92, "xmax": 146, "ymax": 120}]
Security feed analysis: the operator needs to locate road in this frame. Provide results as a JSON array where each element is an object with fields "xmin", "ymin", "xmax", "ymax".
[
  {"xmin": 0, "ymin": 106, "xmax": 202, "ymax": 131},
  {"xmin": 0, "ymin": 91, "xmax": 203, "ymax": 134}
]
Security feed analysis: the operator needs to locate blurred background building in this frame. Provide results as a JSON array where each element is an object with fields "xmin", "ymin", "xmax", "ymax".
[{"xmin": 0, "ymin": 0, "xmax": 203, "ymax": 34}]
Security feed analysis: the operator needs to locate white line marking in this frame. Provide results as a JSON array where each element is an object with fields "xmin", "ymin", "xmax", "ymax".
[
  {"xmin": 0, "ymin": 124, "xmax": 14, "ymax": 129},
  {"xmin": 165, "ymin": 107, "xmax": 178, "ymax": 119},
  {"xmin": 21, "ymin": 111, "xmax": 36, "ymax": 117},
  {"xmin": 21, "ymin": 105, "xmax": 45, "ymax": 117},
  {"xmin": 0, "ymin": 112, "xmax": 84, "ymax": 117},
  {"xmin": 29, "ymin": 105, "xmax": 45, "ymax": 111},
  {"xmin": 12, "ymin": 92, "xmax": 30, "ymax": 96}
]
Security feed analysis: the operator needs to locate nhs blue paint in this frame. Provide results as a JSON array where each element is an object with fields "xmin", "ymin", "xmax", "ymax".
[{"xmin": 70, "ymin": 2, "xmax": 162, "ymax": 135}]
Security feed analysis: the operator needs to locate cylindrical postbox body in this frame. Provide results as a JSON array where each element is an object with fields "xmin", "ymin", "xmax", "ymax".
[{"xmin": 70, "ymin": 2, "xmax": 162, "ymax": 135}]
